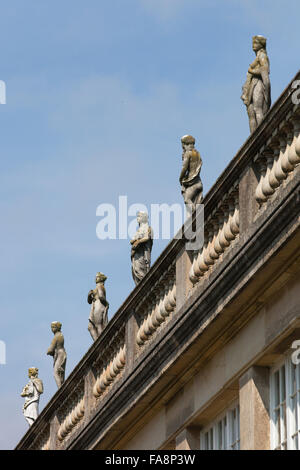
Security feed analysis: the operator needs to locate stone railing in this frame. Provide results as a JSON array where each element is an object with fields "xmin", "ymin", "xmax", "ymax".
[
  {"xmin": 255, "ymin": 107, "xmax": 300, "ymax": 208},
  {"xmin": 57, "ymin": 398, "xmax": 85, "ymax": 443},
  {"xmin": 16, "ymin": 70, "xmax": 300, "ymax": 451},
  {"xmin": 189, "ymin": 184, "xmax": 239, "ymax": 285},
  {"xmin": 93, "ymin": 342, "xmax": 126, "ymax": 399},
  {"xmin": 57, "ymin": 380, "xmax": 85, "ymax": 447},
  {"xmin": 136, "ymin": 263, "xmax": 176, "ymax": 347}
]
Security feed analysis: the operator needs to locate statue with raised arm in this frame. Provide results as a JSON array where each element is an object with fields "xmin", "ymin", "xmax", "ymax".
[
  {"xmin": 47, "ymin": 321, "xmax": 67, "ymax": 388},
  {"xmin": 87, "ymin": 272, "xmax": 109, "ymax": 341},
  {"xmin": 130, "ymin": 212, "xmax": 153, "ymax": 286},
  {"xmin": 179, "ymin": 135, "xmax": 203, "ymax": 214},
  {"xmin": 21, "ymin": 367, "xmax": 43, "ymax": 427},
  {"xmin": 241, "ymin": 35, "xmax": 271, "ymax": 133}
]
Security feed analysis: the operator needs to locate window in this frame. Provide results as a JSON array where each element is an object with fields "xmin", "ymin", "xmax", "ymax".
[
  {"xmin": 270, "ymin": 357, "xmax": 300, "ymax": 450},
  {"xmin": 200, "ymin": 403, "xmax": 240, "ymax": 450}
]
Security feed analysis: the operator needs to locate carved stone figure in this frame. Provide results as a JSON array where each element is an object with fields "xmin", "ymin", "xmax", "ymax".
[
  {"xmin": 179, "ymin": 135, "xmax": 203, "ymax": 213},
  {"xmin": 21, "ymin": 367, "xmax": 43, "ymax": 427},
  {"xmin": 241, "ymin": 35, "xmax": 271, "ymax": 133},
  {"xmin": 47, "ymin": 321, "xmax": 67, "ymax": 388},
  {"xmin": 130, "ymin": 212, "xmax": 153, "ymax": 285},
  {"xmin": 87, "ymin": 272, "xmax": 109, "ymax": 341}
]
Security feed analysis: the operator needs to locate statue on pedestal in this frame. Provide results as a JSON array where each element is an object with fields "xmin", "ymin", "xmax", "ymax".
[
  {"xmin": 21, "ymin": 367, "xmax": 43, "ymax": 427},
  {"xmin": 241, "ymin": 35, "xmax": 271, "ymax": 133},
  {"xmin": 130, "ymin": 212, "xmax": 153, "ymax": 286},
  {"xmin": 47, "ymin": 321, "xmax": 67, "ymax": 388},
  {"xmin": 179, "ymin": 135, "xmax": 203, "ymax": 214},
  {"xmin": 87, "ymin": 272, "xmax": 109, "ymax": 341}
]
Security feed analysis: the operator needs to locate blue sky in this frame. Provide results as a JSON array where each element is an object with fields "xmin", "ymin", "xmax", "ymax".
[{"xmin": 0, "ymin": 0, "xmax": 299, "ymax": 449}]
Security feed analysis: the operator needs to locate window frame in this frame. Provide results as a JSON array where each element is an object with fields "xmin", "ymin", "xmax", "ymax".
[
  {"xmin": 270, "ymin": 354, "xmax": 300, "ymax": 450},
  {"xmin": 200, "ymin": 401, "xmax": 240, "ymax": 450}
]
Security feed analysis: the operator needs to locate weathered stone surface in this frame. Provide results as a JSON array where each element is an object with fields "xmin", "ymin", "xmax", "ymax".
[
  {"xmin": 175, "ymin": 427, "xmax": 200, "ymax": 450},
  {"xmin": 239, "ymin": 366, "xmax": 270, "ymax": 450}
]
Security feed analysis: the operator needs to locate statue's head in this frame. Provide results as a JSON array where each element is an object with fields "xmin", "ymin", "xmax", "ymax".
[
  {"xmin": 252, "ymin": 35, "xmax": 267, "ymax": 52},
  {"xmin": 95, "ymin": 272, "xmax": 107, "ymax": 284},
  {"xmin": 51, "ymin": 321, "xmax": 62, "ymax": 333},
  {"xmin": 137, "ymin": 211, "xmax": 149, "ymax": 225},
  {"xmin": 181, "ymin": 134, "xmax": 195, "ymax": 151},
  {"xmin": 28, "ymin": 367, "xmax": 38, "ymax": 378}
]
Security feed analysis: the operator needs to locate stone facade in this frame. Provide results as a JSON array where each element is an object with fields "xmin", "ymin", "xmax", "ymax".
[{"xmin": 16, "ymin": 70, "xmax": 300, "ymax": 450}]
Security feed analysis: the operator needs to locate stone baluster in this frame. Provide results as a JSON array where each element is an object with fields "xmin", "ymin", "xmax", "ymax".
[
  {"xmin": 150, "ymin": 288, "xmax": 167, "ymax": 331},
  {"xmin": 223, "ymin": 200, "xmax": 235, "ymax": 242},
  {"xmin": 136, "ymin": 315, "xmax": 147, "ymax": 345},
  {"xmin": 222, "ymin": 202, "xmax": 235, "ymax": 243},
  {"xmin": 164, "ymin": 278, "xmax": 176, "ymax": 314},
  {"xmin": 268, "ymin": 138, "xmax": 281, "ymax": 190},
  {"xmin": 169, "ymin": 281, "xmax": 176, "ymax": 311},
  {"xmin": 194, "ymin": 231, "xmax": 210, "ymax": 277},
  {"xmin": 144, "ymin": 301, "xmax": 157, "ymax": 337},
  {"xmin": 295, "ymin": 115, "xmax": 300, "ymax": 158},
  {"xmin": 280, "ymin": 124, "xmax": 294, "ymax": 174},
  {"xmin": 208, "ymin": 220, "xmax": 219, "ymax": 261},
  {"xmin": 203, "ymin": 224, "xmax": 215, "ymax": 268},
  {"xmin": 150, "ymin": 297, "xmax": 163, "ymax": 330},
  {"xmin": 255, "ymin": 155, "xmax": 268, "ymax": 204},
  {"xmin": 154, "ymin": 296, "xmax": 166, "ymax": 327},
  {"xmin": 218, "ymin": 207, "xmax": 231, "ymax": 251},
  {"xmin": 288, "ymin": 116, "xmax": 300, "ymax": 167},
  {"xmin": 229, "ymin": 190, "xmax": 239, "ymax": 236},
  {"xmin": 189, "ymin": 251, "xmax": 201, "ymax": 284},
  {"xmin": 213, "ymin": 213, "xmax": 224, "ymax": 256},
  {"xmin": 261, "ymin": 147, "xmax": 275, "ymax": 198},
  {"xmin": 274, "ymin": 132, "xmax": 288, "ymax": 183}
]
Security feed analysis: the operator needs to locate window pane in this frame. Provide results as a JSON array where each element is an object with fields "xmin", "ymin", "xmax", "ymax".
[
  {"xmin": 201, "ymin": 405, "xmax": 239, "ymax": 450},
  {"xmin": 218, "ymin": 421, "xmax": 222, "ymax": 449},
  {"xmin": 275, "ymin": 371, "xmax": 280, "ymax": 407},
  {"xmin": 281, "ymin": 365, "xmax": 286, "ymax": 402},
  {"xmin": 204, "ymin": 432, "xmax": 209, "ymax": 450},
  {"xmin": 271, "ymin": 359, "xmax": 300, "ymax": 450},
  {"xmin": 274, "ymin": 409, "xmax": 280, "ymax": 448}
]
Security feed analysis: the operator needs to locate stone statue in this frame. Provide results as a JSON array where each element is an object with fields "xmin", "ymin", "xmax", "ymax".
[
  {"xmin": 130, "ymin": 211, "xmax": 153, "ymax": 286},
  {"xmin": 47, "ymin": 321, "xmax": 67, "ymax": 388},
  {"xmin": 87, "ymin": 272, "xmax": 109, "ymax": 341},
  {"xmin": 21, "ymin": 367, "xmax": 43, "ymax": 427},
  {"xmin": 241, "ymin": 35, "xmax": 271, "ymax": 133},
  {"xmin": 179, "ymin": 135, "xmax": 203, "ymax": 213}
]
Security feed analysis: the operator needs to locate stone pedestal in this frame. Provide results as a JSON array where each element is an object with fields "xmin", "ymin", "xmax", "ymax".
[
  {"xmin": 176, "ymin": 248, "xmax": 193, "ymax": 311},
  {"xmin": 239, "ymin": 366, "xmax": 270, "ymax": 450},
  {"xmin": 84, "ymin": 369, "xmax": 96, "ymax": 424},
  {"xmin": 49, "ymin": 413, "xmax": 60, "ymax": 450},
  {"xmin": 125, "ymin": 312, "xmax": 139, "ymax": 373},
  {"xmin": 239, "ymin": 165, "xmax": 258, "ymax": 235},
  {"xmin": 175, "ymin": 426, "xmax": 200, "ymax": 450}
]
